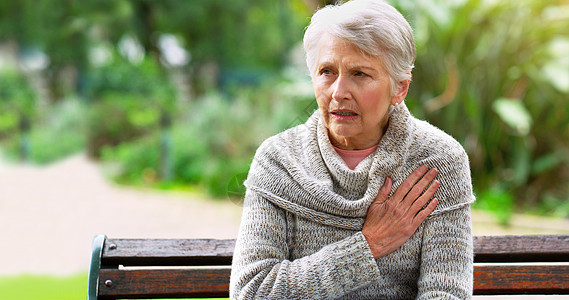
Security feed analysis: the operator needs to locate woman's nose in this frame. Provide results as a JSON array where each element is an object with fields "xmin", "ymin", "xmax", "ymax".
[{"xmin": 331, "ymin": 76, "xmax": 352, "ymax": 101}]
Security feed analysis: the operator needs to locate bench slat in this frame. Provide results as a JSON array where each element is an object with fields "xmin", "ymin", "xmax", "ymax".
[
  {"xmin": 99, "ymin": 268, "xmax": 230, "ymax": 299},
  {"xmin": 474, "ymin": 235, "xmax": 569, "ymax": 262},
  {"xmin": 473, "ymin": 265, "xmax": 569, "ymax": 294},
  {"xmin": 97, "ymin": 265, "xmax": 569, "ymax": 298},
  {"xmin": 100, "ymin": 235, "xmax": 569, "ymax": 266},
  {"xmin": 102, "ymin": 238, "xmax": 234, "ymax": 266}
]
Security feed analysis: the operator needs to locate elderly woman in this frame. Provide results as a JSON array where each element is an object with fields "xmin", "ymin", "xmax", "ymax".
[{"xmin": 230, "ymin": 0, "xmax": 475, "ymax": 299}]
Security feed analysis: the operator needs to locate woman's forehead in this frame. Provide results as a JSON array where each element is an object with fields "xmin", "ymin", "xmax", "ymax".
[{"xmin": 315, "ymin": 35, "xmax": 384, "ymax": 69}]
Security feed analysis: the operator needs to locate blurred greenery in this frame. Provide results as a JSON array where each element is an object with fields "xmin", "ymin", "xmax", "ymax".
[
  {"xmin": 0, "ymin": 273, "xmax": 227, "ymax": 300},
  {"xmin": 1, "ymin": 0, "xmax": 568, "ymax": 223},
  {"xmin": 0, "ymin": 273, "xmax": 87, "ymax": 300},
  {"xmin": 86, "ymin": 57, "xmax": 176, "ymax": 158},
  {"xmin": 101, "ymin": 79, "xmax": 315, "ymax": 197},
  {"xmin": 397, "ymin": 0, "xmax": 569, "ymax": 222}
]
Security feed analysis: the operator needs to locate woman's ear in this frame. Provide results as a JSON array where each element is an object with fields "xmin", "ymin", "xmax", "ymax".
[{"xmin": 391, "ymin": 78, "xmax": 411, "ymax": 106}]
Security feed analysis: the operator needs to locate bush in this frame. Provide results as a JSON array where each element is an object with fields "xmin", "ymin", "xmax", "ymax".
[
  {"xmin": 0, "ymin": 70, "xmax": 36, "ymax": 161},
  {"xmin": 474, "ymin": 187, "xmax": 515, "ymax": 226},
  {"xmin": 101, "ymin": 75, "xmax": 315, "ymax": 198},
  {"xmin": 86, "ymin": 57, "xmax": 176, "ymax": 158},
  {"xmin": 87, "ymin": 93, "xmax": 160, "ymax": 158},
  {"xmin": 29, "ymin": 99, "xmax": 87, "ymax": 164},
  {"xmin": 396, "ymin": 0, "xmax": 569, "ymax": 217},
  {"xmin": 0, "ymin": 99, "xmax": 86, "ymax": 164}
]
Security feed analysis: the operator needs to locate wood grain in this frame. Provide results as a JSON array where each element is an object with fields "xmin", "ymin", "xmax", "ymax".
[
  {"xmin": 92, "ymin": 235, "xmax": 569, "ymax": 297},
  {"xmin": 99, "ymin": 268, "xmax": 230, "ymax": 299},
  {"xmin": 474, "ymin": 265, "xmax": 569, "ymax": 294}
]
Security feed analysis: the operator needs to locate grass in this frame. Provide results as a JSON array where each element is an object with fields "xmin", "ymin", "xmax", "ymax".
[
  {"xmin": 0, "ymin": 273, "xmax": 228, "ymax": 300},
  {"xmin": 0, "ymin": 273, "xmax": 87, "ymax": 300}
]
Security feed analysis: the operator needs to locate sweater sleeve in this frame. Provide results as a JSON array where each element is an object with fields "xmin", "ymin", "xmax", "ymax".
[
  {"xmin": 417, "ymin": 206, "xmax": 474, "ymax": 299},
  {"xmin": 416, "ymin": 144, "xmax": 474, "ymax": 299},
  {"xmin": 230, "ymin": 189, "xmax": 381, "ymax": 300}
]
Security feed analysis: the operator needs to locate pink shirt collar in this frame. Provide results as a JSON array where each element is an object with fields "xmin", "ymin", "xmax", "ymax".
[{"xmin": 332, "ymin": 145, "xmax": 378, "ymax": 170}]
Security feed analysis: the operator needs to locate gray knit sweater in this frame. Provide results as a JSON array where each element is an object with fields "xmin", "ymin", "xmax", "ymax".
[{"xmin": 230, "ymin": 104, "xmax": 475, "ymax": 299}]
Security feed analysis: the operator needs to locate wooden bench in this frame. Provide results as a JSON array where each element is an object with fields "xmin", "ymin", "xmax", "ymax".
[{"xmin": 87, "ymin": 234, "xmax": 569, "ymax": 299}]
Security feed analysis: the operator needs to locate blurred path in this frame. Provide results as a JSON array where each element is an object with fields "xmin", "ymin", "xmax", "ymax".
[
  {"xmin": 1, "ymin": 154, "xmax": 569, "ymax": 277},
  {"xmin": 0, "ymin": 154, "xmax": 242, "ymax": 276}
]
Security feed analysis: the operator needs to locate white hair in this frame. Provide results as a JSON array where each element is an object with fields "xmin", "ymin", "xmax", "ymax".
[{"xmin": 303, "ymin": 0, "xmax": 416, "ymax": 93}]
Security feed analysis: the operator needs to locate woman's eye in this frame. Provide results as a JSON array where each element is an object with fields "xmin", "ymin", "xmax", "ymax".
[
  {"xmin": 355, "ymin": 71, "xmax": 367, "ymax": 77},
  {"xmin": 319, "ymin": 68, "xmax": 332, "ymax": 75}
]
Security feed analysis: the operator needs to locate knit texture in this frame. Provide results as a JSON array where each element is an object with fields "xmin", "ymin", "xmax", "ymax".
[{"xmin": 230, "ymin": 104, "xmax": 475, "ymax": 299}]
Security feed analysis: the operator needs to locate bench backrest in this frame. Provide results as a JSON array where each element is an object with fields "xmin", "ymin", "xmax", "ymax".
[{"xmin": 88, "ymin": 234, "xmax": 569, "ymax": 299}]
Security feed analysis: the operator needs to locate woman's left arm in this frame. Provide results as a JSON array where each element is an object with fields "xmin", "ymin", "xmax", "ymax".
[
  {"xmin": 417, "ymin": 205, "xmax": 473, "ymax": 299},
  {"xmin": 416, "ymin": 145, "xmax": 474, "ymax": 299}
]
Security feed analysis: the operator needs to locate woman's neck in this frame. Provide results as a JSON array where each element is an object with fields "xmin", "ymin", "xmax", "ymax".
[{"xmin": 328, "ymin": 129, "xmax": 385, "ymax": 150}]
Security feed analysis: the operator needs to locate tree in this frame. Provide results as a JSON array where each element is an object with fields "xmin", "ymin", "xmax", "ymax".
[{"xmin": 396, "ymin": 0, "xmax": 569, "ymax": 216}]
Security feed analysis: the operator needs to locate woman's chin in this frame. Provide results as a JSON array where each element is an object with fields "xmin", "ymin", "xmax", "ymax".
[
  {"xmin": 329, "ymin": 122, "xmax": 359, "ymax": 136},
  {"xmin": 328, "ymin": 127, "xmax": 359, "ymax": 144},
  {"xmin": 329, "ymin": 128, "xmax": 352, "ymax": 138}
]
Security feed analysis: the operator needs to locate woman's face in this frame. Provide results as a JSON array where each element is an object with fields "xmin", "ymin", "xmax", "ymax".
[{"xmin": 312, "ymin": 34, "xmax": 408, "ymax": 150}]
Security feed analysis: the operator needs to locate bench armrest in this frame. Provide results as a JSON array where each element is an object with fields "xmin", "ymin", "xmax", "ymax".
[{"xmin": 87, "ymin": 235, "xmax": 106, "ymax": 300}]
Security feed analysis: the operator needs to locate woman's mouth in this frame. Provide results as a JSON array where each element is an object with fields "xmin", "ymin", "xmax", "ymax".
[{"xmin": 331, "ymin": 110, "xmax": 358, "ymax": 121}]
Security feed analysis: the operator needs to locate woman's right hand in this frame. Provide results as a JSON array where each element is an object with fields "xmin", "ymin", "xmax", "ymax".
[{"xmin": 362, "ymin": 165, "xmax": 440, "ymax": 259}]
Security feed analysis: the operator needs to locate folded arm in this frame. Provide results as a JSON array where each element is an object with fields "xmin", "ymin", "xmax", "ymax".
[{"xmin": 230, "ymin": 190, "xmax": 381, "ymax": 300}]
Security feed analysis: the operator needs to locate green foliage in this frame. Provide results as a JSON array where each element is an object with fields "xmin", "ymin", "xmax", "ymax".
[
  {"xmin": 0, "ymin": 70, "xmax": 37, "ymax": 161},
  {"xmin": 87, "ymin": 57, "xmax": 175, "ymax": 106},
  {"xmin": 101, "ymin": 134, "xmax": 161, "ymax": 185},
  {"xmin": 29, "ymin": 100, "xmax": 86, "ymax": 164},
  {"xmin": 155, "ymin": 0, "xmax": 310, "ymax": 69},
  {"xmin": 536, "ymin": 193, "xmax": 569, "ymax": 218},
  {"xmin": 492, "ymin": 98, "xmax": 532, "ymax": 136},
  {"xmin": 102, "ymin": 76, "xmax": 314, "ymax": 198},
  {"xmin": 474, "ymin": 187, "xmax": 515, "ymax": 226},
  {"xmin": 0, "ymin": 0, "xmax": 314, "ymax": 196},
  {"xmin": 0, "ymin": 99, "xmax": 86, "ymax": 164},
  {"xmin": 86, "ymin": 57, "xmax": 176, "ymax": 157},
  {"xmin": 1, "ymin": 0, "xmax": 569, "ymax": 220},
  {"xmin": 395, "ymin": 0, "xmax": 569, "ymax": 219},
  {"xmin": 0, "ymin": 71, "xmax": 35, "ymax": 135}
]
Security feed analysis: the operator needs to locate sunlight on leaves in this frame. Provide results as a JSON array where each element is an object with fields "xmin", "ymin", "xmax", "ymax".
[
  {"xmin": 492, "ymin": 98, "xmax": 532, "ymax": 136},
  {"xmin": 542, "ymin": 38, "xmax": 569, "ymax": 93}
]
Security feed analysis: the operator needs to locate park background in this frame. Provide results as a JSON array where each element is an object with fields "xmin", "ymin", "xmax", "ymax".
[{"xmin": 1, "ymin": 0, "xmax": 568, "ymax": 299}]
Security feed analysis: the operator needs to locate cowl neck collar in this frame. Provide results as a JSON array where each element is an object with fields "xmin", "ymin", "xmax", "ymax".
[
  {"xmin": 315, "ymin": 104, "xmax": 411, "ymax": 201},
  {"xmin": 244, "ymin": 104, "xmax": 412, "ymax": 229}
]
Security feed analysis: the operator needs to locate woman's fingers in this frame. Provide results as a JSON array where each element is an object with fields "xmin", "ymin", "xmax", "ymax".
[
  {"xmin": 409, "ymin": 179, "xmax": 439, "ymax": 215},
  {"xmin": 363, "ymin": 166, "xmax": 440, "ymax": 259},
  {"xmin": 373, "ymin": 166, "xmax": 439, "ymax": 219},
  {"xmin": 392, "ymin": 165, "xmax": 429, "ymax": 203},
  {"xmin": 402, "ymin": 168, "xmax": 438, "ymax": 205},
  {"xmin": 413, "ymin": 198, "xmax": 438, "ymax": 227}
]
